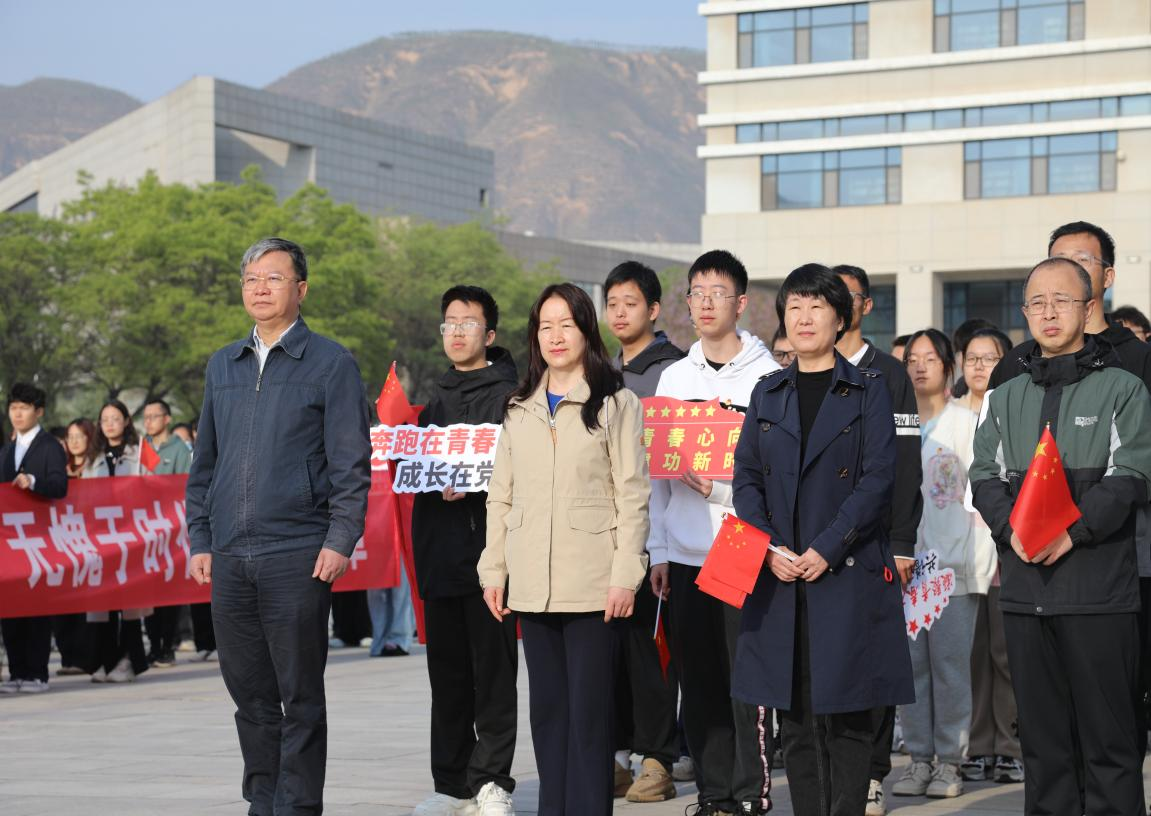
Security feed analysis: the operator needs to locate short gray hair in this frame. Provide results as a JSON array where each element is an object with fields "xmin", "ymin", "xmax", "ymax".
[
  {"xmin": 1022, "ymin": 256, "xmax": 1091, "ymax": 302},
  {"xmin": 240, "ymin": 237, "xmax": 308, "ymax": 281}
]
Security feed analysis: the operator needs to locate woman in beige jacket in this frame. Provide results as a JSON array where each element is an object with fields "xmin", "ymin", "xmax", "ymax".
[{"xmin": 479, "ymin": 283, "xmax": 650, "ymax": 815}]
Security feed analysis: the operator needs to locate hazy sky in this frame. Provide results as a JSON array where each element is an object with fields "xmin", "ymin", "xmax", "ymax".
[{"xmin": 0, "ymin": 1, "xmax": 705, "ymax": 101}]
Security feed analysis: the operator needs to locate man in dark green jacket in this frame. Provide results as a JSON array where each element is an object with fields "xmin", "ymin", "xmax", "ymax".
[{"xmin": 971, "ymin": 257, "xmax": 1151, "ymax": 816}]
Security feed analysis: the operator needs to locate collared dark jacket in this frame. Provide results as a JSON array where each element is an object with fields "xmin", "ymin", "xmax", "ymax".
[
  {"xmin": 971, "ymin": 338, "xmax": 1151, "ymax": 615},
  {"xmin": 730, "ymin": 353, "xmax": 913, "ymax": 714},
  {"xmin": 858, "ymin": 344, "xmax": 923, "ymax": 558},
  {"xmin": 615, "ymin": 331, "xmax": 686, "ymax": 398},
  {"xmin": 0, "ymin": 428, "xmax": 68, "ymax": 499},
  {"xmin": 185, "ymin": 318, "xmax": 372, "ymax": 559},
  {"xmin": 411, "ymin": 346, "xmax": 517, "ymax": 599}
]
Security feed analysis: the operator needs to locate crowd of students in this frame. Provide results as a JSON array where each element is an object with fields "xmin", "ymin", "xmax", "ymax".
[{"xmin": 4, "ymin": 218, "xmax": 1150, "ymax": 816}]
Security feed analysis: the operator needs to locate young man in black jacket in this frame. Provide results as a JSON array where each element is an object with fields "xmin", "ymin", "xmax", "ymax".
[
  {"xmin": 411, "ymin": 285, "xmax": 519, "ymax": 816},
  {"xmin": 833, "ymin": 266, "xmax": 924, "ymax": 816},
  {"xmin": 1, "ymin": 382, "xmax": 68, "ymax": 694},
  {"xmin": 605, "ymin": 261, "xmax": 687, "ymax": 802}
]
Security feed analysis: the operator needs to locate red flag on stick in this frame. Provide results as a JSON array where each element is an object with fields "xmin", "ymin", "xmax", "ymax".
[
  {"xmin": 1009, "ymin": 426, "xmax": 1082, "ymax": 559},
  {"xmin": 695, "ymin": 513, "xmax": 771, "ymax": 608},
  {"xmin": 139, "ymin": 438, "xmax": 161, "ymax": 473},
  {"xmin": 376, "ymin": 362, "xmax": 417, "ymax": 426}
]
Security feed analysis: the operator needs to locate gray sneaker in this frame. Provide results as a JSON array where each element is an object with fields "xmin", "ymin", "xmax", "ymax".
[
  {"xmin": 891, "ymin": 761, "xmax": 933, "ymax": 796},
  {"xmin": 994, "ymin": 756, "xmax": 1024, "ymax": 783},
  {"xmin": 865, "ymin": 778, "xmax": 886, "ymax": 815},
  {"xmin": 926, "ymin": 763, "xmax": 964, "ymax": 798},
  {"xmin": 960, "ymin": 755, "xmax": 994, "ymax": 781}
]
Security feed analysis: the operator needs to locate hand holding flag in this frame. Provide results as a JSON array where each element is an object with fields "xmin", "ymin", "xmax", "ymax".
[{"xmin": 1009, "ymin": 426, "xmax": 1081, "ymax": 561}]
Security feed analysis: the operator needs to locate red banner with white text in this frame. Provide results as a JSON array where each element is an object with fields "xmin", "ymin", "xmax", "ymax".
[{"xmin": 0, "ymin": 474, "xmax": 403, "ymax": 618}]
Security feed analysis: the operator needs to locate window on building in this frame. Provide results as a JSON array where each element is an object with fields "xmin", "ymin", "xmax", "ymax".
[
  {"xmin": 762, "ymin": 147, "xmax": 900, "ymax": 209},
  {"xmin": 738, "ymin": 3, "xmax": 869, "ymax": 68},
  {"xmin": 943, "ymin": 280, "xmax": 1029, "ymax": 339},
  {"xmin": 865, "ymin": 284, "xmax": 896, "ymax": 352},
  {"xmin": 964, "ymin": 132, "xmax": 1117, "ymax": 199},
  {"xmin": 732, "ymin": 94, "xmax": 1142, "ymax": 145},
  {"xmin": 934, "ymin": 0, "xmax": 1084, "ymax": 52}
]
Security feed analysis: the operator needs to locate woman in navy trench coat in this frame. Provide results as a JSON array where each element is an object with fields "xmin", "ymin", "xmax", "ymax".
[{"xmin": 731, "ymin": 264, "xmax": 913, "ymax": 816}]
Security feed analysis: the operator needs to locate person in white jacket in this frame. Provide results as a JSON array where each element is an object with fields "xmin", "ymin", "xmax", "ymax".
[
  {"xmin": 892, "ymin": 328, "xmax": 996, "ymax": 801},
  {"xmin": 647, "ymin": 250, "xmax": 780, "ymax": 816}
]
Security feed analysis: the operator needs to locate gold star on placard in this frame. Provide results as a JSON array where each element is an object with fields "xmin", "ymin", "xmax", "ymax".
[
  {"xmin": 646, "ymin": 407, "xmax": 656, "ymax": 418},
  {"xmin": 690, "ymin": 406, "xmax": 702, "ymax": 417},
  {"xmin": 660, "ymin": 407, "xmax": 671, "ymax": 418},
  {"xmin": 675, "ymin": 406, "xmax": 686, "ymax": 418},
  {"xmin": 705, "ymin": 405, "xmax": 717, "ymax": 417}
]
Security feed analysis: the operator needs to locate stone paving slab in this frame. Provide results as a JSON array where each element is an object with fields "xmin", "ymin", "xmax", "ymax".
[{"xmin": 0, "ymin": 643, "xmax": 1142, "ymax": 814}]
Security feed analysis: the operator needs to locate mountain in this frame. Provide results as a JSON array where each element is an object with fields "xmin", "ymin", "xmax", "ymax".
[
  {"xmin": 0, "ymin": 78, "xmax": 141, "ymax": 177},
  {"xmin": 266, "ymin": 31, "xmax": 704, "ymax": 242}
]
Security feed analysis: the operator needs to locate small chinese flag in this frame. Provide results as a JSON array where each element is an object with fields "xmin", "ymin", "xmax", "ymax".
[
  {"xmin": 139, "ymin": 438, "xmax": 161, "ymax": 473},
  {"xmin": 695, "ymin": 513, "xmax": 771, "ymax": 607},
  {"xmin": 376, "ymin": 362, "xmax": 417, "ymax": 426},
  {"xmin": 653, "ymin": 613, "xmax": 672, "ymax": 681},
  {"xmin": 1009, "ymin": 426, "xmax": 1082, "ymax": 559}
]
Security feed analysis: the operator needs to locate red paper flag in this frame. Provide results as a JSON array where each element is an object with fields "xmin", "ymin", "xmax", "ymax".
[
  {"xmin": 376, "ymin": 362, "xmax": 417, "ymax": 426},
  {"xmin": 653, "ymin": 612, "xmax": 672, "ymax": 681},
  {"xmin": 694, "ymin": 569, "xmax": 748, "ymax": 607},
  {"xmin": 1009, "ymin": 426, "xmax": 1082, "ymax": 559},
  {"xmin": 694, "ymin": 513, "xmax": 771, "ymax": 607},
  {"xmin": 139, "ymin": 438, "xmax": 161, "ymax": 473}
]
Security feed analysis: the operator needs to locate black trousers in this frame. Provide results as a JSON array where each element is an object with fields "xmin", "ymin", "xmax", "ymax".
[
  {"xmin": 614, "ymin": 568, "xmax": 680, "ymax": 768},
  {"xmin": 212, "ymin": 550, "xmax": 332, "ymax": 816},
  {"xmin": 86, "ymin": 613, "xmax": 149, "ymax": 675},
  {"xmin": 52, "ymin": 613, "xmax": 90, "ymax": 670},
  {"xmin": 145, "ymin": 605, "xmax": 181, "ymax": 658},
  {"xmin": 191, "ymin": 602, "xmax": 217, "ymax": 652},
  {"xmin": 1003, "ymin": 612, "xmax": 1145, "ymax": 816},
  {"xmin": 521, "ymin": 612, "xmax": 619, "ymax": 816},
  {"xmin": 1, "ymin": 615, "xmax": 53, "ymax": 682},
  {"xmin": 780, "ymin": 583, "xmax": 872, "ymax": 816},
  {"xmin": 424, "ymin": 592, "xmax": 518, "ymax": 798},
  {"xmin": 669, "ymin": 562, "xmax": 774, "ymax": 812},
  {"xmin": 330, "ymin": 589, "xmax": 372, "ymax": 645},
  {"xmin": 867, "ymin": 706, "xmax": 896, "ymax": 783}
]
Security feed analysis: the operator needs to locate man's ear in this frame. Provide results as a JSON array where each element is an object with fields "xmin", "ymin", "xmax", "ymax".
[{"xmin": 485, "ymin": 329, "xmax": 496, "ymax": 348}]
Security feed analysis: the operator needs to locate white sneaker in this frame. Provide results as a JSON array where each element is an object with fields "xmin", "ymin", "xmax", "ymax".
[
  {"xmin": 0, "ymin": 679, "xmax": 21, "ymax": 694},
  {"xmin": 106, "ymin": 658, "xmax": 136, "ymax": 683},
  {"xmin": 926, "ymin": 762, "xmax": 963, "ymax": 798},
  {"xmin": 91, "ymin": 667, "xmax": 107, "ymax": 683},
  {"xmin": 475, "ymin": 782, "xmax": 514, "ymax": 815},
  {"xmin": 16, "ymin": 679, "xmax": 49, "ymax": 694},
  {"xmin": 671, "ymin": 754, "xmax": 695, "ymax": 782},
  {"xmin": 412, "ymin": 792, "xmax": 478, "ymax": 815},
  {"xmin": 865, "ymin": 778, "xmax": 886, "ymax": 815},
  {"xmin": 891, "ymin": 761, "xmax": 933, "ymax": 796},
  {"xmin": 196, "ymin": 649, "xmax": 218, "ymax": 662}
]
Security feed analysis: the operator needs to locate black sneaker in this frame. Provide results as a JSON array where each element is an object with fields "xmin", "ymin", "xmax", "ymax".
[
  {"xmin": 685, "ymin": 802, "xmax": 732, "ymax": 815},
  {"xmin": 994, "ymin": 756, "xmax": 1024, "ymax": 783}
]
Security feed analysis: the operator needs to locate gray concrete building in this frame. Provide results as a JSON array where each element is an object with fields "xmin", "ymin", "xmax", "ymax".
[{"xmin": 0, "ymin": 76, "xmax": 494, "ymax": 224}]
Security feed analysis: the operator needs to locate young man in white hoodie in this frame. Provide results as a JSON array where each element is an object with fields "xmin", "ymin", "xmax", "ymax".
[{"xmin": 648, "ymin": 250, "xmax": 781, "ymax": 816}]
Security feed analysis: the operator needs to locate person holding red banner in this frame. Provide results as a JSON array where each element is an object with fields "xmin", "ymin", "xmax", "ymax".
[
  {"xmin": 185, "ymin": 237, "xmax": 372, "ymax": 816},
  {"xmin": 84, "ymin": 399, "xmax": 152, "ymax": 684},
  {"xmin": 410, "ymin": 285, "xmax": 520, "ymax": 816},
  {"xmin": 0, "ymin": 383, "xmax": 68, "ymax": 694},
  {"xmin": 731, "ymin": 264, "xmax": 913, "ymax": 816},
  {"xmin": 970, "ymin": 257, "xmax": 1151, "ymax": 816},
  {"xmin": 479, "ymin": 282, "xmax": 650, "ymax": 816}
]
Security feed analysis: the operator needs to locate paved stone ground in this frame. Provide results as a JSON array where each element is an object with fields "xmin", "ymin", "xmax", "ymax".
[{"xmin": 1, "ymin": 642, "xmax": 1144, "ymax": 815}]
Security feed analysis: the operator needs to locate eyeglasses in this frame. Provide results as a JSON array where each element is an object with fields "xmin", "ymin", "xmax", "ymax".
[
  {"xmin": 906, "ymin": 355, "xmax": 942, "ymax": 367},
  {"xmin": 1052, "ymin": 251, "xmax": 1106, "ymax": 268},
  {"xmin": 848, "ymin": 292, "xmax": 869, "ymax": 303},
  {"xmin": 241, "ymin": 274, "xmax": 300, "ymax": 290},
  {"xmin": 687, "ymin": 289, "xmax": 738, "ymax": 306},
  {"xmin": 439, "ymin": 321, "xmax": 485, "ymax": 336},
  {"xmin": 963, "ymin": 354, "xmax": 1001, "ymax": 369},
  {"xmin": 1022, "ymin": 296, "xmax": 1087, "ymax": 316},
  {"xmin": 772, "ymin": 350, "xmax": 797, "ymax": 365},
  {"xmin": 142, "ymin": 413, "xmax": 168, "ymax": 421}
]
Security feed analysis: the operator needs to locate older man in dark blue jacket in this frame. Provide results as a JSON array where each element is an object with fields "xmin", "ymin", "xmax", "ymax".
[{"xmin": 185, "ymin": 237, "xmax": 371, "ymax": 816}]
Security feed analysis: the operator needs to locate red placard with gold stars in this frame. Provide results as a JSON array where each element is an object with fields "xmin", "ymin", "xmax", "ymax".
[{"xmin": 640, "ymin": 397, "xmax": 746, "ymax": 479}]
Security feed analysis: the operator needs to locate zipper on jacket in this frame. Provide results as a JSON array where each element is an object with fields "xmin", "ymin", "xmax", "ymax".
[{"xmin": 548, "ymin": 406, "xmax": 558, "ymax": 445}]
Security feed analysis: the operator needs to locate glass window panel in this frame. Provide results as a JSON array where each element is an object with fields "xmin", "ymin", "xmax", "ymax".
[
  {"xmin": 759, "ymin": 10, "xmax": 796, "ymax": 29},
  {"xmin": 952, "ymin": 0, "xmax": 999, "ymax": 12},
  {"xmin": 886, "ymin": 147, "xmax": 902, "ymax": 165},
  {"xmin": 964, "ymin": 142, "xmax": 982, "ymax": 161},
  {"xmin": 1102, "ymin": 132, "xmax": 1117, "ymax": 151},
  {"xmin": 779, "ymin": 119, "xmax": 825, "ymax": 140},
  {"xmin": 1048, "ymin": 152, "xmax": 1099, "ymax": 193},
  {"xmin": 762, "ymin": 156, "xmax": 778, "ymax": 173},
  {"xmin": 796, "ymin": 8, "xmax": 812, "ymax": 26},
  {"xmin": 762, "ymin": 123, "xmax": 779, "ymax": 141},
  {"xmin": 965, "ymin": 108, "xmax": 983, "ymax": 127},
  {"xmin": 1032, "ymin": 136, "xmax": 1048, "ymax": 155},
  {"xmin": 739, "ymin": 14, "xmax": 755, "ymax": 33},
  {"xmin": 886, "ymin": 113, "xmax": 903, "ymax": 132},
  {"xmin": 779, "ymin": 153, "xmax": 824, "ymax": 172},
  {"xmin": 1101, "ymin": 97, "xmax": 1119, "ymax": 118},
  {"xmin": 1048, "ymin": 133, "xmax": 1099, "ymax": 154},
  {"xmin": 824, "ymin": 119, "xmax": 841, "ymax": 137},
  {"xmin": 905, "ymin": 111, "xmax": 934, "ymax": 131},
  {"xmin": 754, "ymin": 30, "xmax": 796, "ymax": 66},
  {"xmin": 982, "ymin": 104, "xmax": 1032, "ymax": 126},
  {"xmin": 840, "ymin": 115, "xmax": 887, "ymax": 136},
  {"xmin": 935, "ymin": 109, "xmax": 964, "ymax": 129},
  {"xmin": 982, "ymin": 138, "xmax": 1032, "ymax": 158},
  {"xmin": 1002, "ymin": 0, "xmax": 1017, "ymax": 7},
  {"xmin": 778, "ymin": 171, "xmax": 824, "ymax": 208},
  {"xmin": 1120, "ymin": 95, "xmax": 1151, "ymax": 116},
  {"xmin": 935, "ymin": 0, "xmax": 951, "ymax": 13},
  {"xmin": 840, "ymin": 167, "xmax": 887, "ymax": 205},
  {"xmin": 824, "ymin": 152, "xmax": 840, "ymax": 170},
  {"xmin": 813, "ymin": 5, "xmax": 855, "ymax": 25},
  {"xmin": 855, "ymin": 4, "xmax": 870, "ymax": 22},
  {"xmin": 1017, "ymin": 3, "xmax": 1068, "ymax": 43},
  {"xmin": 811, "ymin": 24, "xmax": 855, "ymax": 61},
  {"xmin": 1048, "ymin": 98, "xmax": 1099, "ymax": 121},
  {"xmin": 981, "ymin": 157, "xmax": 1031, "ymax": 197},
  {"xmin": 951, "ymin": 11, "xmax": 1001, "ymax": 49},
  {"xmin": 1032, "ymin": 102, "xmax": 1049, "ymax": 121},
  {"xmin": 737, "ymin": 124, "xmax": 762, "ymax": 143},
  {"xmin": 840, "ymin": 147, "xmax": 887, "ymax": 168}
]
